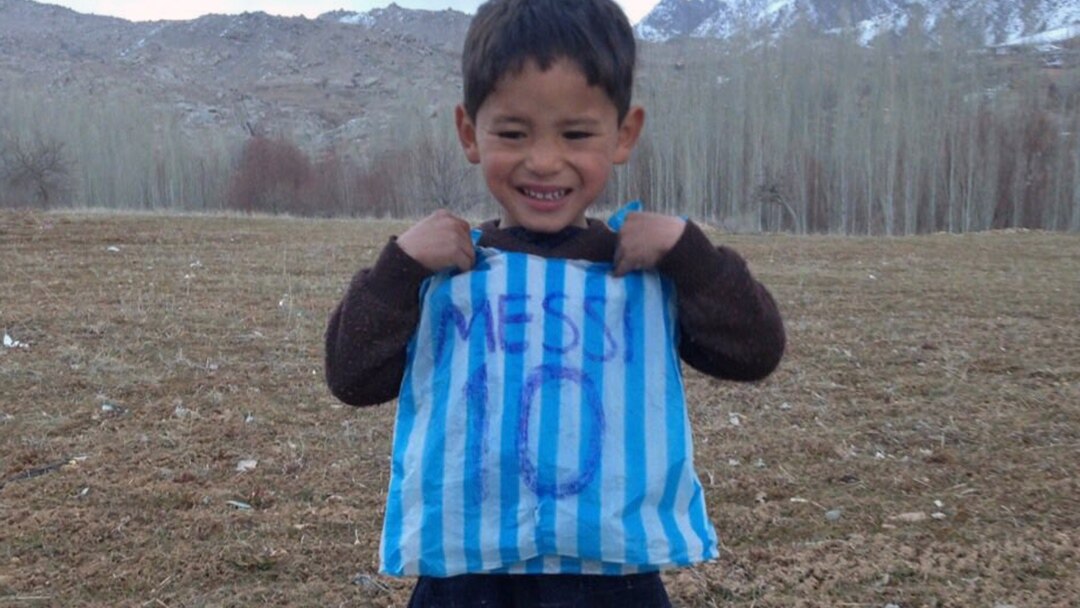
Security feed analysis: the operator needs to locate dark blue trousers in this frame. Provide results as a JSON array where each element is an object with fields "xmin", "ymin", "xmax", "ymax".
[{"xmin": 407, "ymin": 573, "xmax": 672, "ymax": 607}]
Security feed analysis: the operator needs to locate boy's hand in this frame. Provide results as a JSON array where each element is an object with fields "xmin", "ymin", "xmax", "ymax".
[
  {"xmin": 613, "ymin": 212, "xmax": 686, "ymax": 277},
  {"xmin": 397, "ymin": 209, "xmax": 476, "ymax": 272}
]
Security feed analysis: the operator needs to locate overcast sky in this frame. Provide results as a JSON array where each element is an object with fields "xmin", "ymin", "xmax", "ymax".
[{"xmin": 48, "ymin": 1, "xmax": 662, "ymax": 25}]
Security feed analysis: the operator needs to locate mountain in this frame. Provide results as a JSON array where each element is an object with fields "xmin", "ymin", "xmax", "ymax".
[
  {"xmin": 0, "ymin": 0, "xmax": 469, "ymax": 150},
  {"xmin": 0, "ymin": 0, "xmax": 1076, "ymax": 156},
  {"xmin": 318, "ymin": 4, "xmax": 471, "ymax": 54},
  {"xmin": 636, "ymin": 0, "xmax": 1080, "ymax": 47}
]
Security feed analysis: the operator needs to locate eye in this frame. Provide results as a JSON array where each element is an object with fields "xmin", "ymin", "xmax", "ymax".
[
  {"xmin": 497, "ymin": 130, "xmax": 526, "ymax": 140},
  {"xmin": 564, "ymin": 131, "xmax": 593, "ymax": 140}
]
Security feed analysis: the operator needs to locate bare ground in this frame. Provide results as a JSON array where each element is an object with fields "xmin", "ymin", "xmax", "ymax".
[{"xmin": 0, "ymin": 211, "xmax": 1077, "ymax": 607}]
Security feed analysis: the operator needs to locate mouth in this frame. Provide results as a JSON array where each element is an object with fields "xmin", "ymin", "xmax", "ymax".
[{"xmin": 519, "ymin": 187, "xmax": 570, "ymax": 202}]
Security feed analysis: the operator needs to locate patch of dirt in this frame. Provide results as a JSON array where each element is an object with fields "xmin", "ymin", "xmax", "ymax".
[{"xmin": 1, "ymin": 211, "xmax": 1077, "ymax": 606}]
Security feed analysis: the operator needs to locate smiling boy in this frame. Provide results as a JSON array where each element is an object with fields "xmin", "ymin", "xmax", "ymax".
[
  {"xmin": 455, "ymin": 51, "xmax": 641, "ymax": 236},
  {"xmin": 325, "ymin": 0, "xmax": 785, "ymax": 605}
]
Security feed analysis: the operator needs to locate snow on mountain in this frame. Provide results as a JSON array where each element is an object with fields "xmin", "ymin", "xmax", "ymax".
[
  {"xmin": 317, "ymin": 4, "xmax": 471, "ymax": 53},
  {"xmin": 996, "ymin": 23, "xmax": 1080, "ymax": 48},
  {"xmin": 636, "ymin": 0, "xmax": 1080, "ymax": 47},
  {"xmin": 636, "ymin": 0, "xmax": 722, "ymax": 42},
  {"xmin": 334, "ymin": 11, "xmax": 375, "ymax": 28}
]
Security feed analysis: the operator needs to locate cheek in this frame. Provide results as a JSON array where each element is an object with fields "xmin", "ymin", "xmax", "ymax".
[
  {"xmin": 480, "ymin": 156, "xmax": 508, "ymax": 179},
  {"xmin": 487, "ymin": 150, "xmax": 523, "ymax": 173},
  {"xmin": 479, "ymin": 159, "xmax": 514, "ymax": 193},
  {"xmin": 581, "ymin": 159, "xmax": 613, "ymax": 187}
]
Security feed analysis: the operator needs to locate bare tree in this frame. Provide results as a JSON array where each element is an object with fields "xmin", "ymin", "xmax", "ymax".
[{"xmin": 1, "ymin": 135, "xmax": 72, "ymax": 208}]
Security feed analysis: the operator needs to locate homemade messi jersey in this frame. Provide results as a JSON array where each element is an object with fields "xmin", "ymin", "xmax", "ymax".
[{"xmin": 379, "ymin": 205, "xmax": 719, "ymax": 577}]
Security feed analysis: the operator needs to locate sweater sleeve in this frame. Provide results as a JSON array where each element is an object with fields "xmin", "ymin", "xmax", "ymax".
[
  {"xmin": 324, "ymin": 238, "xmax": 433, "ymax": 406},
  {"xmin": 656, "ymin": 221, "xmax": 786, "ymax": 381}
]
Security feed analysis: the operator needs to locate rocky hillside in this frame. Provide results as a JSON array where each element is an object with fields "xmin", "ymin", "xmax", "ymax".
[
  {"xmin": 1, "ymin": 0, "xmax": 1077, "ymax": 154},
  {"xmin": 0, "ymin": 0, "xmax": 470, "ymax": 149}
]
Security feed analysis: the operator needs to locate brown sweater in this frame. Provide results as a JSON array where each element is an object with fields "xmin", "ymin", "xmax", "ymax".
[{"xmin": 325, "ymin": 218, "xmax": 785, "ymax": 406}]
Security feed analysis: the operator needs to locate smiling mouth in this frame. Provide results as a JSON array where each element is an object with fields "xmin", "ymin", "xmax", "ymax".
[{"xmin": 519, "ymin": 187, "xmax": 570, "ymax": 201}]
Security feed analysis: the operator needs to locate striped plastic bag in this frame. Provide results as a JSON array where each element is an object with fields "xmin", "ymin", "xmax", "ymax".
[{"xmin": 380, "ymin": 203, "xmax": 718, "ymax": 577}]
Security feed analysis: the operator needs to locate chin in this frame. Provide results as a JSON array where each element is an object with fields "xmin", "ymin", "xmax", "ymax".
[
  {"xmin": 505, "ymin": 206, "xmax": 588, "ymax": 233},
  {"xmin": 515, "ymin": 216, "xmax": 580, "ymax": 233}
]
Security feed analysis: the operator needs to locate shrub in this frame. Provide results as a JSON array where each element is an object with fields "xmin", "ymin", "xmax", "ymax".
[{"xmin": 227, "ymin": 136, "xmax": 313, "ymax": 215}]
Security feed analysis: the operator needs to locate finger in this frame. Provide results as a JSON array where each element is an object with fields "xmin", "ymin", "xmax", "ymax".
[
  {"xmin": 428, "ymin": 208, "xmax": 454, "ymax": 224},
  {"xmin": 446, "ymin": 212, "xmax": 471, "ymax": 233},
  {"xmin": 613, "ymin": 249, "xmax": 633, "ymax": 277},
  {"xmin": 451, "ymin": 240, "xmax": 475, "ymax": 272},
  {"xmin": 453, "ymin": 213, "xmax": 475, "ymax": 235},
  {"xmin": 461, "ymin": 240, "xmax": 476, "ymax": 271}
]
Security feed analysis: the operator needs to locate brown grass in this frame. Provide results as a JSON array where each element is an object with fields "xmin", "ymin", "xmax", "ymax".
[{"xmin": 1, "ymin": 210, "xmax": 1077, "ymax": 607}]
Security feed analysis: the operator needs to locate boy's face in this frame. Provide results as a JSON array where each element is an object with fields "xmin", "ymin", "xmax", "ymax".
[{"xmin": 455, "ymin": 58, "xmax": 644, "ymax": 233}]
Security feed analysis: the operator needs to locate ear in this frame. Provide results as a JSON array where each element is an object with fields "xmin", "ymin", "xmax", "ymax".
[
  {"xmin": 455, "ymin": 104, "xmax": 481, "ymax": 164},
  {"xmin": 612, "ymin": 105, "xmax": 645, "ymax": 165}
]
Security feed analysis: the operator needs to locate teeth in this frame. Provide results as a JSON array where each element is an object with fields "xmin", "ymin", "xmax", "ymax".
[{"xmin": 522, "ymin": 188, "xmax": 567, "ymax": 201}]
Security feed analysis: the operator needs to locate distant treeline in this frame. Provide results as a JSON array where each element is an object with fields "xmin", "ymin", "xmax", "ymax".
[
  {"xmin": 2, "ymin": 31, "xmax": 1078, "ymax": 233},
  {"xmin": 619, "ymin": 32, "xmax": 1080, "ymax": 233}
]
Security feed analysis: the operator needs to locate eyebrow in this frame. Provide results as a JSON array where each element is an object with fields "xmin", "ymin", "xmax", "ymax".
[
  {"xmin": 488, "ymin": 116, "xmax": 604, "ymax": 129},
  {"xmin": 558, "ymin": 118, "xmax": 603, "ymax": 129},
  {"xmin": 489, "ymin": 116, "xmax": 529, "ymax": 127}
]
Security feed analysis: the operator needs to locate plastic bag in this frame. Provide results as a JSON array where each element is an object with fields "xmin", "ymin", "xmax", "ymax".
[{"xmin": 380, "ymin": 204, "xmax": 717, "ymax": 576}]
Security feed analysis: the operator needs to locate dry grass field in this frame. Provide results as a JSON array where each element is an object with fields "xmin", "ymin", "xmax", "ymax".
[{"xmin": 1, "ymin": 210, "xmax": 1077, "ymax": 607}]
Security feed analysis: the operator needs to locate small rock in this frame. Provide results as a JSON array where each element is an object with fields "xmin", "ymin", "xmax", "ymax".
[
  {"xmin": 889, "ymin": 511, "xmax": 928, "ymax": 523},
  {"xmin": 3, "ymin": 332, "xmax": 28, "ymax": 349},
  {"xmin": 226, "ymin": 500, "xmax": 253, "ymax": 510},
  {"xmin": 728, "ymin": 412, "xmax": 742, "ymax": 426},
  {"xmin": 236, "ymin": 459, "xmax": 258, "ymax": 473},
  {"xmin": 100, "ymin": 402, "xmax": 127, "ymax": 415},
  {"xmin": 931, "ymin": 511, "xmax": 947, "ymax": 520},
  {"xmin": 825, "ymin": 509, "xmax": 843, "ymax": 522},
  {"xmin": 107, "ymin": 245, "xmax": 121, "ymax": 252},
  {"xmin": 779, "ymin": 402, "xmax": 792, "ymax": 411},
  {"xmin": 352, "ymin": 573, "xmax": 389, "ymax": 592}
]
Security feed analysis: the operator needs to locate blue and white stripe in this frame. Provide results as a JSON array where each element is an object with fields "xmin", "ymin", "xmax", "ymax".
[{"xmin": 380, "ymin": 216, "xmax": 718, "ymax": 577}]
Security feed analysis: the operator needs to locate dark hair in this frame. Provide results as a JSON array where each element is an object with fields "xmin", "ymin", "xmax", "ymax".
[{"xmin": 461, "ymin": 0, "xmax": 636, "ymax": 122}]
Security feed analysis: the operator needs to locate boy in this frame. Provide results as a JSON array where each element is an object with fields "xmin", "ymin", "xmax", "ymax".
[{"xmin": 325, "ymin": 0, "xmax": 785, "ymax": 605}]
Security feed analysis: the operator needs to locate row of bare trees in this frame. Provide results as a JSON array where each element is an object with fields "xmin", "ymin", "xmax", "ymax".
[
  {"xmin": 0, "ymin": 89, "xmax": 236, "ymax": 212},
  {"xmin": 3, "ymin": 30, "xmax": 1078, "ymax": 233},
  {"xmin": 610, "ymin": 30, "xmax": 1080, "ymax": 233}
]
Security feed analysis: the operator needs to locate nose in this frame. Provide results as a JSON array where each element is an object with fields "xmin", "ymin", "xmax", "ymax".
[{"xmin": 524, "ymin": 137, "xmax": 562, "ymax": 176}]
